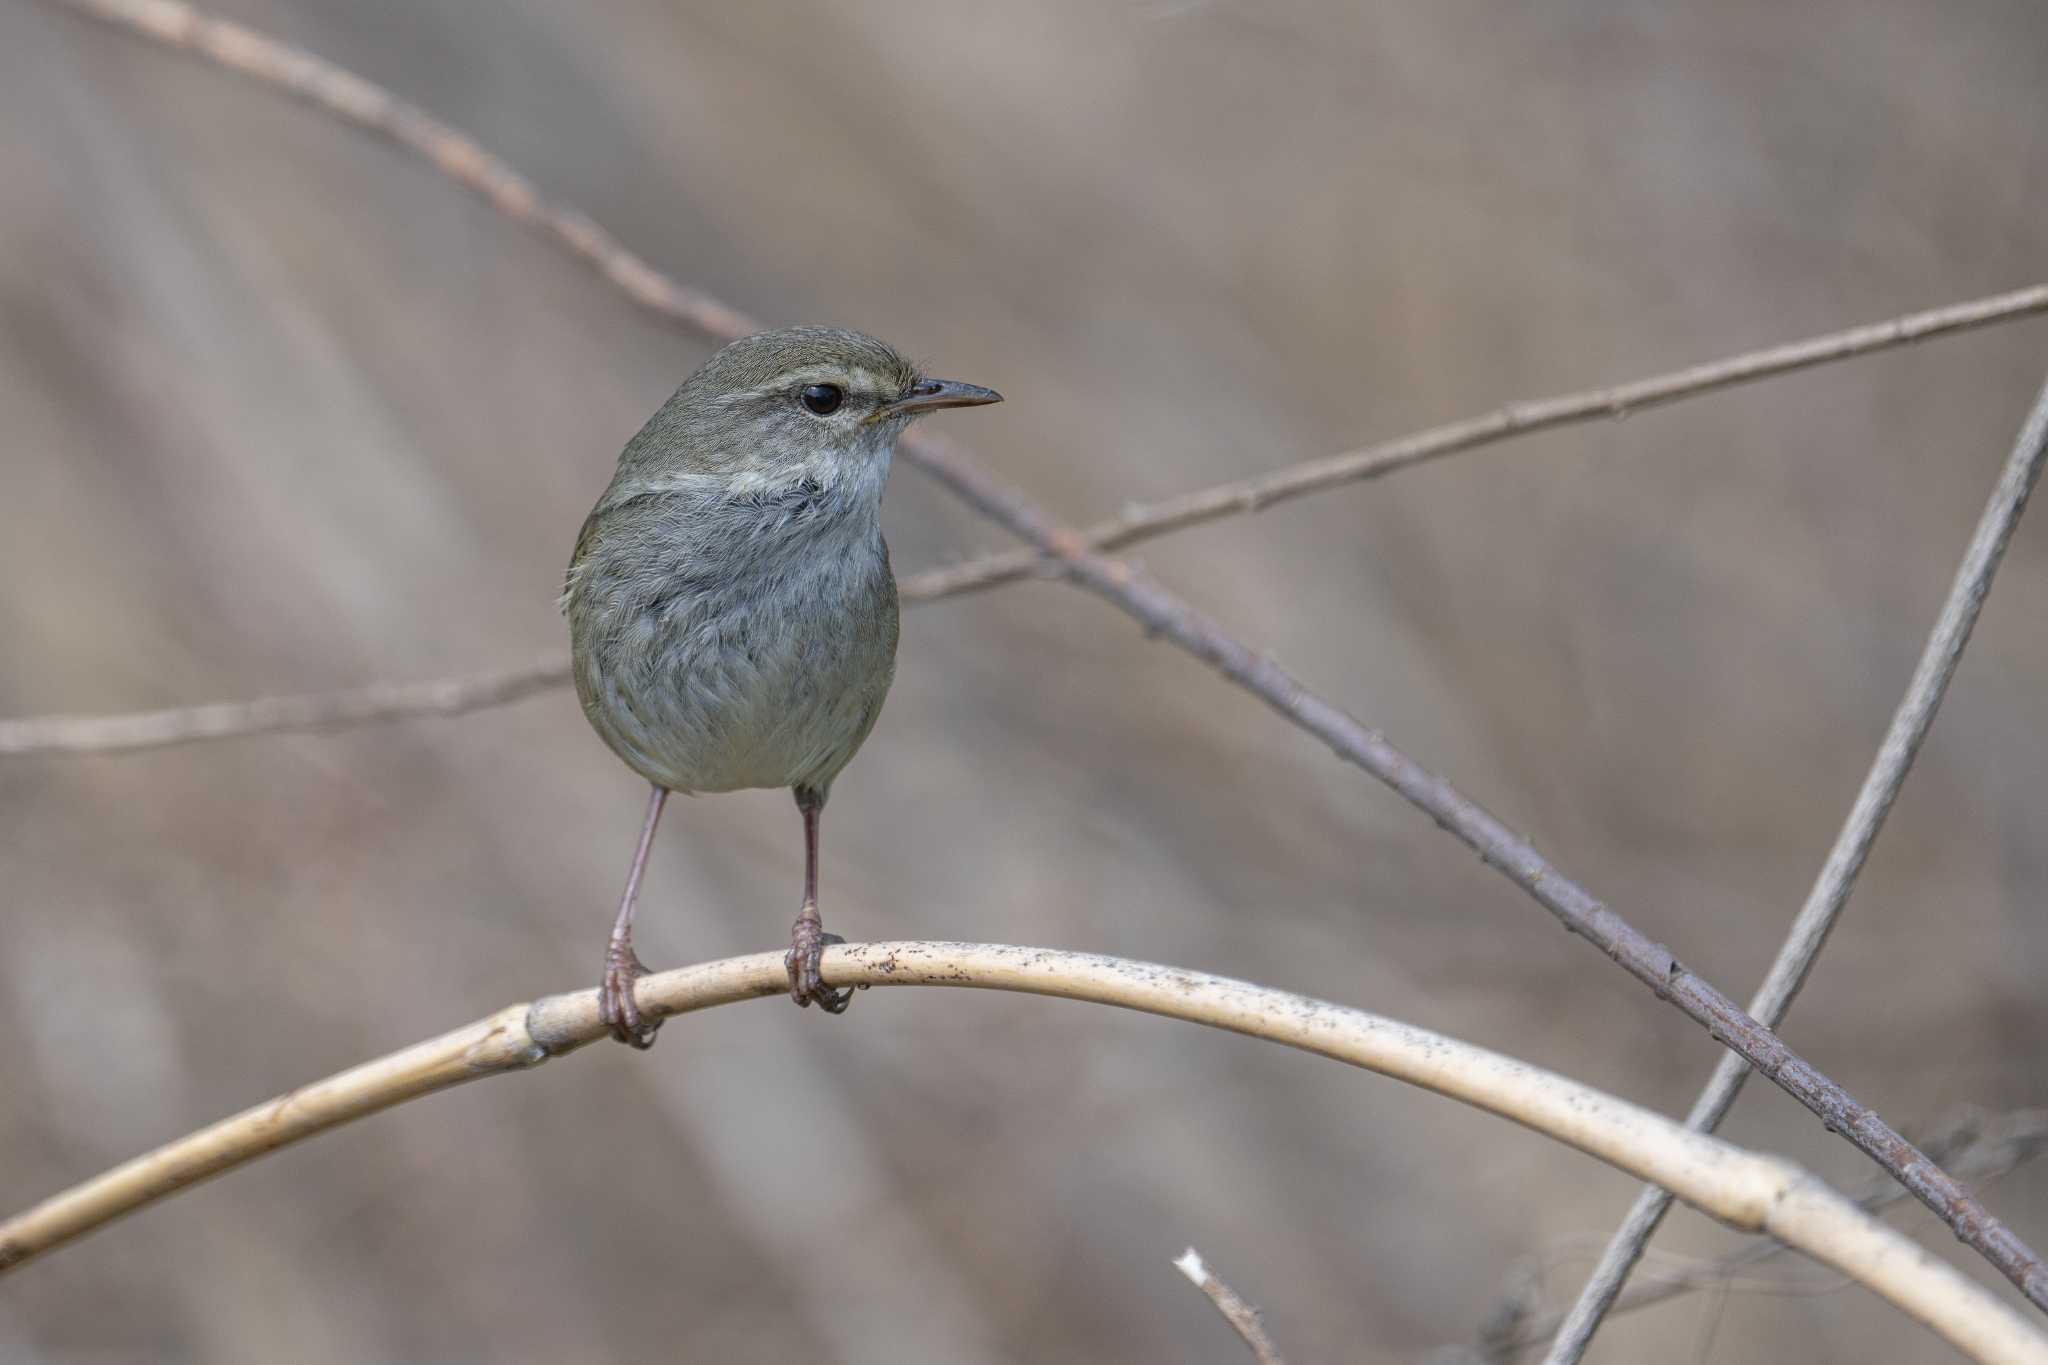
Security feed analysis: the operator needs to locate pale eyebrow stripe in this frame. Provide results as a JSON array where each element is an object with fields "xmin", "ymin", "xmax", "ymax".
[{"xmin": 724, "ymin": 366, "xmax": 900, "ymax": 401}]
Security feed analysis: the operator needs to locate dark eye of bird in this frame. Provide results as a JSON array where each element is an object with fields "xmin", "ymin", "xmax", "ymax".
[{"xmin": 799, "ymin": 383, "xmax": 843, "ymax": 415}]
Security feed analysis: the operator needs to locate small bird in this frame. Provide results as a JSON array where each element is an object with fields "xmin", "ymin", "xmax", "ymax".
[{"xmin": 563, "ymin": 327, "xmax": 1001, "ymax": 1047}]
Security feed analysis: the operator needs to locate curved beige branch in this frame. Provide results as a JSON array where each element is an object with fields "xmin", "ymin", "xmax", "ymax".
[
  {"xmin": 1468, "ymin": 1108, "xmax": 2048, "ymax": 1358},
  {"xmin": 32, "ymin": 0, "xmax": 2048, "ymax": 1320},
  {"xmin": 0, "ymin": 942, "xmax": 2041, "ymax": 1363}
]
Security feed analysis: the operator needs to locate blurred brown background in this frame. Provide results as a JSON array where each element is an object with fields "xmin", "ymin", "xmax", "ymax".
[{"xmin": 3, "ymin": 1, "xmax": 2046, "ymax": 1361}]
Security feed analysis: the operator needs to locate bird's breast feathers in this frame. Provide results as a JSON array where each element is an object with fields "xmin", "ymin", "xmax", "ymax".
[{"xmin": 568, "ymin": 486, "xmax": 899, "ymax": 794}]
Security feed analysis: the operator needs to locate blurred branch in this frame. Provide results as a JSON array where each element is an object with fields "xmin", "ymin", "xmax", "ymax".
[
  {"xmin": 10, "ymin": 305, "xmax": 2046, "ymax": 755},
  {"xmin": 52, "ymin": 0, "xmax": 762, "ymax": 340},
  {"xmin": 1175, "ymin": 1247, "xmax": 1290, "ymax": 1365},
  {"xmin": 37, "ymin": 0, "xmax": 2048, "ymax": 1321},
  {"xmin": 6, "ymin": 0, "xmax": 2039, "ymax": 756},
  {"xmin": 892, "ymin": 423, "xmax": 2048, "ymax": 1318},
  {"xmin": 0, "ymin": 657, "xmax": 568, "ymax": 756},
  {"xmin": 1473, "ymin": 1109, "xmax": 2048, "ymax": 1361},
  {"xmin": 8, "ymin": 288, "xmax": 2043, "ymax": 760},
  {"xmin": 1543, "ymin": 373, "xmax": 2048, "ymax": 1364},
  {"xmin": 905, "ymin": 284, "xmax": 2048, "ymax": 601},
  {"xmin": 1, "ymin": 942, "xmax": 2041, "ymax": 1364}
]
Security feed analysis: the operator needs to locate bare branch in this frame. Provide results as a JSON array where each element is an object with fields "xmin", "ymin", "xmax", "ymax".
[
  {"xmin": 52, "ymin": 0, "xmax": 763, "ymax": 342},
  {"xmin": 1175, "ymin": 1247, "xmax": 1289, "ymax": 1365},
  {"xmin": 14, "ymin": 276, "xmax": 2042, "ymax": 759},
  {"xmin": 1542, "ymin": 373, "xmax": 2048, "ymax": 1364},
  {"xmin": 3, "ymin": 0, "xmax": 2035, "ymax": 758},
  {"xmin": 1477, "ymin": 1109, "xmax": 2048, "ymax": 1361},
  {"xmin": 892, "ymin": 422, "xmax": 2048, "ymax": 1316},
  {"xmin": 0, "ymin": 942, "xmax": 2041, "ymax": 1364},
  {"xmin": 37, "ymin": 0, "xmax": 2048, "ymax": 1318},
  {"xmin": 0, "ymin": 658, "xmax": 569, "ymax": 756},
  {"xmin": 901, "ymin": 284, "xmax": 2048, "ymax": 601}
]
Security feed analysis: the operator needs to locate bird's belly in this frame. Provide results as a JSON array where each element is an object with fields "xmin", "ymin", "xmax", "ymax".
[{"xmin": 575, "ymin": 570, "xmax": 897, "ymax": 795}]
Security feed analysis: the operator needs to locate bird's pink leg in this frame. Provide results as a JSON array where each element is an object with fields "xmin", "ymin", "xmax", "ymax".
[
  {"xmin": 786, "ymin": 785, "xmax": 853, "ymax": 1013},
  {"xmin": 599, "ymin": 784, "xmax": 668, "ymax": 1048}
]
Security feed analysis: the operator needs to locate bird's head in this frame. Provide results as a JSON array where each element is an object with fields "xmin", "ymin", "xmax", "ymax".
[{"xmin": 617, "ymin": 327, "xmax": 1001, "ymax": 497}]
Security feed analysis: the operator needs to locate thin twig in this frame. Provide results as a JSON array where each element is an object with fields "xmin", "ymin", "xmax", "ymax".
[
  {"xmin": 1175, "ymin": 1247, "xmax": 1289, "ymax": 1365},
  {"xmin": 10, "ymin": 289, "xmax": 2047, "ymax": 755},
  {"xmin": 53, "ymin": 0, "xmax": 764, "ymax": 341},
  {"xmin": 0, "ymin": 942, "xmax": 2041, "ymax": 1365},
  {"xmin": 0, "ymin": 0, "xmax": 2034, "ymax": 757},
  {"xmin": 1478, "ymin": 1109, "xmax": 2048, "ymax": 1360},
  {"xmin": 903, "ymin": 284, "xmax": 2048, "ymax": 600},
  {"xmin": 0, "ymin": 658, "xmax": 569, "ymax": 756},
  {"xmin": 1541, "ymin": 373, "xmax": 2048, "ymax": 1365},
  {"xmin": 891, "ymin": 425, "xmax": 2048, "ymax": 1317},
  {"xmin": 40, "ymin": 0, "xmax": 2048, "ymax": 1315}
]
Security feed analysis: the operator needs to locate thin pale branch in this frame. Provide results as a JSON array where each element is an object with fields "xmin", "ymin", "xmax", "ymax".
[
  {"xmin": 1175, "ymin": 1247, "xmax": 1290, "ymax": 1365},
  {"xmin": 12, "ymin": 298, "xmax": 2048, "ymax": 755},
  {"xmin": 1542, "ymin": 373, "xmax": 2048, "ymax": 1365},
  {"xmin": 902, "ymin": 284, "xmax": 2048, "ymax": 600},
  {"xmin": 54, "ymin": 0, "xmax": 763, "ymax": 341},
  {"xmin": 0, "ymin": 942, "xmax": 2041, "ymax": 1365},
  {"xmin": 892, "ymin": 425, "xmax": 2048, "ymax": 1317},
  {"xmin": 1477, "ymin": 1110, "xmax": 2048, "ymax": 1360},
  {"xmin": 0, "ymin": 657, "xmax": 569, "ymax": 756},
  {"xmin": 40, "ymin": 0, "xmax": 2048, "ymax": 1316},
  {"xmin": 0, "ymin": 0, "xmax": 2032, "ymax": 757}
]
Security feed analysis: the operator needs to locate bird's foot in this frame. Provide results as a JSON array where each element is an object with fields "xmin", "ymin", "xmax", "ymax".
[
  {"xmin": 786, "ymin": 907, "xmax": 854, "ymax": 1013},
  {"xmin": 599, "ymin": 940, "xmax": 662, "ymax": 1049}
]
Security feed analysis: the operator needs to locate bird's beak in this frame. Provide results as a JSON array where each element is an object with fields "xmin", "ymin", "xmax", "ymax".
[{"xmin": 878, "ymin": 377, "xmax": 1004, "ymax": 419}]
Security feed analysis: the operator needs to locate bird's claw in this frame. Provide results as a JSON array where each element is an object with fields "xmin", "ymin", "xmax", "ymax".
[
  {"xmin": 600, "ymin": 942, "xmax": 662, "ymax": 1049},
  {"xmin": 786, "ymin": 912, "xmax": 854, "ymax": 1013}
]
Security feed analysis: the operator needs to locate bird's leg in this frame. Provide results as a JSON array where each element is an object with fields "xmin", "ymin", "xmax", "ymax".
[
  {"xmin": 786, "ymin": 785, "xmax": 853, "ymax": 1013},
  {"xmin": 599, "ymin": 784, "xmax": 669, "ymax": 1048}
]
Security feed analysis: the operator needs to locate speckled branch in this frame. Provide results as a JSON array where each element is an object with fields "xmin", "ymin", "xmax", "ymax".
[
  {"xmin": 0, "ymin": 943, "xmax": 2041, "ymax": 1364},
  {"xmin": 1470, "ymin": 1109, "xmax": 2048, "ymax": 1361}
]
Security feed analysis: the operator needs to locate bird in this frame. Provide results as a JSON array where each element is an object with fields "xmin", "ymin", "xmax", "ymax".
[{"xmin": 563, "ymin": 327, "xmax": 1002, "ymax": 1047}]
